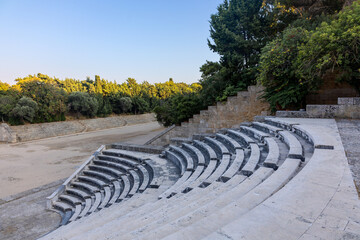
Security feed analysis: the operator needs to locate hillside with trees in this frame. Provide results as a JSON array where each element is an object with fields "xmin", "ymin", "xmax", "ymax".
[
  {"xmin": 1, "ymin": 0, "xmax": 359, "ymax": 127},
  {"xmin": 155, "ymin": 0, "xmax": 359, "ymax": 125}
]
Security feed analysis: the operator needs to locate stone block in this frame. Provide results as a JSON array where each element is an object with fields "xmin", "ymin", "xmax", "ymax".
[
  {"xmin": 338, "ymin": 97, "xmax": 360, "ymax": 105},
  {"xmin": 276, "ymin": 111, "xmax": 309, "ymax": 118},
  {"xmin": 338, "ymin": 97, "xmax": 354, "ymax": 105},
  {"xmin": 354, "ymin": 98, "xmax": 360, "ymax": 105}
]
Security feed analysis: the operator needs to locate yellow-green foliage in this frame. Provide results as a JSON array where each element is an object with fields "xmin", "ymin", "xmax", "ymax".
[{"xmin": 0, "ymin": 73, "xmax": 201, "ymax": 125}]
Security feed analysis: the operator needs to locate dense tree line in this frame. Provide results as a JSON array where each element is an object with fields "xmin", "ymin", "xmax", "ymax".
[
  {"xmin": 155, "ymin": 0, "xmax": 359, "ymax": 125},
  {"xmin": 0, "ymin": 74, "xmax": 201, "ymax": 125}
]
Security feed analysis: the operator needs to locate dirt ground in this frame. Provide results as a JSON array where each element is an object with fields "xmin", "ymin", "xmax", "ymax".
[{"xmin": 0, "ymin": 121, "xmax": 164, "ymax": 199}]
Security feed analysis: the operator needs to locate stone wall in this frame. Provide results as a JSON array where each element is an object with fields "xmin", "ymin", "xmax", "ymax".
[
  {"xmin": 276, "ymin": 97, "xmax": 360, "ymax": 119},
  {"xmin": 0, "ymin": 123, "xmax": 17, "ymax": 143},
  {"xmin": 306, "ymin": 72, "xmax": 359, "ymax": 105},
  {"xmin": 149, "ymin": 85, "xmax": 270, "ymax": 146},
  {"xmin": 7, "ymin": 113, "xmax": 155, "ymax": 142},
  {"xmin": 307, "ymin": 97, "xmax": 360, "ymax": 118}
]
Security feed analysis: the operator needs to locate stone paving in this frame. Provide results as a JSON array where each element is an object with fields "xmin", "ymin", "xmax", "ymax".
[
  {"xmin": 0, "ymin": 180, "xmax": 62, "ymax": 240},
  {"xmin": 337, "ymin": 119, "xmax": 360, "ymax": 196}
]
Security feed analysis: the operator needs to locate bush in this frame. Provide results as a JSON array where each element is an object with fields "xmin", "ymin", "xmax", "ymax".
[
  {"xmin": 19, "ymin": 80, "xmax": 67, "ymax": 122},
  {"xmin": 68, "ymin": 92, "xmax": 99, "ymax": 118},
  {"xmin": 11, "ymin": 97, "xmax": 38, "ymax": 124},
  {"xmin": 154, "ymin": 93, "xmax": 203, "ymax": 126},
  {"xmin": 0, "ymin": 95, "xmax": 17, "ymax": 122},
  {"xmin": 131, "ymin": 96, "xmax": 150, "ymax": 114},
  {"xmin": 257, "ymin": 26, "xmax": 310, "ymax": 112},
  {"xmin": 94, "ymin": 94, "xmax": 112, "ymax": 117},
  {"xmin": 119, "ymin": 97, "xmax": 132, "ymax": 113}
]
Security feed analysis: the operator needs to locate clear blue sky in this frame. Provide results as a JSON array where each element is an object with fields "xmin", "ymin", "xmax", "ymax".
[{"xmin": 0, "ymin": 0, "xmax": 222, "ymax": 85}]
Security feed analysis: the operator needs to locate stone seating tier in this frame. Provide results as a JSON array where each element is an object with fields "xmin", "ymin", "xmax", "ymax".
[{"xmin": 42, "ymin": 117, "xmax": 358, "ymax": 240}]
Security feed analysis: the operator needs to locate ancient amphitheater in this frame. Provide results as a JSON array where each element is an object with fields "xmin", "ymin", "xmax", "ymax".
[{"xmin": 1, "ymin": 86, "xmax": 360, "ymax": 240}]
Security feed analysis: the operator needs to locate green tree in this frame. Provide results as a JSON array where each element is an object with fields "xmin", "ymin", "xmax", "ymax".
[
  {"xmin": 154, "ymin": 93, "xmax": 203, "ymax": 126},
  {"xmin": 0, "ymin": 95, "xmax": 17, "ymax": 122},
  {"xmin": 18, "ymin": 80, "xmax": 67, "ymax": 122},
  {"xmin": 94, "ymin": 75, "xmax": 103, "ymax": 95},
  {"xmin": 95, "ymin": 94, "xmax": 112, "ymax": 117},
  {"xmin": 297, "ymin": 1, "xmax": 360, "ymax": 93},
  {"xmin": 208, "ymin": 0, "xmax": 280, "ymax": 85},
  {"xmin": 119, "ymin": 97, "xmax": 132, "ymax": 113},
  {"xmin": 11, "ymin": 97, "xmax": 38, "ymax": 124},
  {"xmin": 68, "ymin": 92, "xmax": 99, "ymax": 118},
  {"xmin": 131, "ymin": 96, "xmax": 150, "ymax": 114},
  {"xmin": 258, "ymin": 26, "xmax": 310, "ymax": 111}
]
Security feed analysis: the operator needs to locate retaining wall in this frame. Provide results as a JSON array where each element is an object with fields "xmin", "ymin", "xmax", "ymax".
[
  {"xmin": 149, "ymin": 85, "xmax": 270, "ymax": 146},
  {"xmin": 0, "ymin": 123, "xmax": 17, "ymax": 143},
  {"xmin": 6, "ymin": 113, "xmax": 155, "ymax": 143},
  {"xmin": 276, "ymin": 97, "xmax": 360, "ymax": 119}
]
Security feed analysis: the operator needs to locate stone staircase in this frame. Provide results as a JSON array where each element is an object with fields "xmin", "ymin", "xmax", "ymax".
[
  {"xmin": 39, "ymin": 116, "xmax": 360, "ymax": 240},
  {"xmin": 148, "ymin": 85, "xmax": 269, "ymax": 146}
]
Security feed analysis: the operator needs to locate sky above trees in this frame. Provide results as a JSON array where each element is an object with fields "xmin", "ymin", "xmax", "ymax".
[{"xmin": 0, "ymin": 0, "xmax": 222, "ymax": 85}]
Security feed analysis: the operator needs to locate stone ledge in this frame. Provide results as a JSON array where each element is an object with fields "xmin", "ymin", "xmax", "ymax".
[
  {"xmin": 110, "ymin": 142, "xmax": 164, "ymax": 154},
  {"xmin": 276, "ymin": 110, "xmax": 308, "ymax": 118},
  {"xmin": 338, "ymin": 97, "xmax": 360, "ymax": 105}
]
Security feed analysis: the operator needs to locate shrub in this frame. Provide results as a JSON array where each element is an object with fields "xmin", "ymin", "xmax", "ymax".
[
  {"xmin": 258, "ymin": 26, "xmax": 310, "ymax": 111},
  {"xmin": 68, "ymin": 92, "xmax": 98, "ymax": 118},
  {"xmin": 119, "ymin": 97, "xmax": 132, "ymax": 113},
  {"xmin": 11, "ymin": 97, "xmax": 38, "ymax": 124},
  {"xmin": 0, "ymin": 95, "xmax": 17, "ymax": 122},
  {"xmin": 154, "ymin": 93, "xmax": 203, "ymax": 126}
]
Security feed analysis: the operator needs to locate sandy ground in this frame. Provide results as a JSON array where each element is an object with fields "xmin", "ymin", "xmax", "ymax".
[{"xmin": 0, "ymin": 121, "xmax": 164, "ymax": 199}]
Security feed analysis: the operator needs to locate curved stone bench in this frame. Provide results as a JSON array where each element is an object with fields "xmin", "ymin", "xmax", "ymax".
[
  {"xmin": 216, "ymin": 133, "xmax": 243, "ymax": 152},
  {"xmin": 65, "ymin": 188, "xmax": 92, "ymax": 218},
  {"xmin": 103, "ymin": 167, "xmax": 274, "ymax": 240},
  {"xmin": 169, "ymin": 145, "xmax": 195, "ymax": 171},
  {"xmin": 278, "ymin": 131, "xmax": 304, "ymax": 160},
  {"xmin": 183, "ymin": 159, "xmax": 217, "ymax": 192},
  {"xmin": 52, "ymin": 201, "xmax": 73, "ymax": 225},
  {"xmin": 81, "ymin": 124, "xmax": 304, "ymax": 239},
  {"xmin": 102, "ymin": 150, "xmax": 143, "ymax": 164},
  {"xmin": 182, "ymin": 143, "xmax": 206, "ymax": 166},
  {"xmin": 162, "ymin": 158, "xmax": 301, "ymax": 240},
  {"xmin": 227, "ymin": 129, "xmax": 256, "ymax": 146},
  {"xmin": 204, "ymin": 137, "xmax": 230, "ymax": 157},
  {"xmin": 49, "ymin": 147, "xmax": 156, "ymax": 225},
  {"xmin": 262, "ymin": 137, "xmax": 280, "ymax": 169},
  {"xmin": 220, "ymin": 148, "xmax": 245, "ymax": 181},
  {"xmin": 205, "ymin": 118, "xmax": 354, "ymax": 240},
  {"xmin": 193, "ymin": 140, "xmax": 218, "ymax": 161},
  {"xmin": 240, "ymin": 125, "xmax": 270, "ymax": 142},
  {"xmin": 163, "ymin": 150, "xmax": 186, "ymax": 174},
  {"xmin": 242, "ymin": 124, "xmax": 281, "ymax": 169},
  {"xmin": 241, "ymin": 142, "xmax": 261, "ymax": 176},
  {"xmin": 58, "ymin": 195, "xmax": 83, "ymax": 222},
  {"xmin": 252, "ymin": 121, "xmax": 284, "ymax": 136},
  {"xmin": 158, "ymin": 170, "xmax": 192, "ymax": 199}
]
